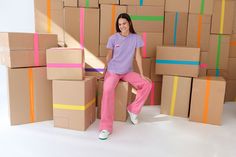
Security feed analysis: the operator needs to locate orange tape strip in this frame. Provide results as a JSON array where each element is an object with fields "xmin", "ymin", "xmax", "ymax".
[
  {"xmin": 111, "ymin": 5, "xmax": 116, "ymax": 35},
  {"xmin": 47, "ymin": 0, "xmax": 51, "ymax": 33},
  {"xmin": 230, "ymin": 41, "xmax": 236, "ymax": 46},
  {"xmin": 197, "ymin": 15, "xmax": 202, "ymax": 48},
  {"xmin": 28, "ymin": 68, "xmax": 35, "ymax": 122},
  {"xmin": 203, "ymin": 77, "xmax": 211, "ymax": 123}
]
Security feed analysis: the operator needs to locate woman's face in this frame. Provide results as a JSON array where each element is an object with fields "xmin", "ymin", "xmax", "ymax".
[{"xmin": 118, "ymin": 18, "xmax": 130, "ymax": 34}]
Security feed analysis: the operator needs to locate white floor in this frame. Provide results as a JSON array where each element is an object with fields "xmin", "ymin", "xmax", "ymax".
[{"xmin": 0, "ymin": 102, "xmax": 236, "ymax": 157}]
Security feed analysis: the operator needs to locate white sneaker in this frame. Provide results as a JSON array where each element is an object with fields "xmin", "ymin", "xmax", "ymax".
[
  {"xmin": 99, "ymin": 130, "xmax": 110, "ymax": 140},
  {"xmin": 128, "ymin": 110, "xmax": 138, "ymax": 125}
]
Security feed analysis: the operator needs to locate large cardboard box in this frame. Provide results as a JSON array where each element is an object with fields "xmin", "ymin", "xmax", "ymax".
[
  {"xmin": 128, "ymin": 6, "xmax": 164, "ymax": 33},
  {"xmin": 187, "ymin": 14, "xmax": 211, "ymax": 52},
  {"xmin": 63, "ymin": 0, "xmax": 78, "ymax": 7},
  {"xmin": 46, "ymin": 48, "xmax": 84, "ymax": 80},
  {"xmin": 120, "ymin": 0, "xmax": 164, "ymax": 6},
  {"xmin": 207, "ymin": 35, "xmax": 230, "ymax": 71},
  {"xmin": 85, "ymin": 56, "xmax": 106, "ymax": 78},
  {"xmin": 155, "ymin": 46, "xmax": 200, "ymax": 77},
  {"xmin": 53, "ymin": 77, "xmax": 96, "ymax": 131},
  {"xmin": 164, "ymin": 12, "xmax": 188, "ymax": 47},
  {"xmin": 138, "ymin": 32, "xmax": 163, "ymax": 58},
  {"xmin": 199, "ymin": 52, "xmax": 208, "ymax": 76},
  {"xmin": 165, "ymin": 0, "xmax": 189, "ymax": 13},
  {"xmin": 230, "ymin": 34, "xmax": 236, "ymax": 58},
  {"xmin": 189, "ymin": 0, "xmax": 214, "ymax": 15},
  {"xmin": 0, "ymin": 33, "xmax": 57, "ymax": 68},
  {"xmin": 97, "ymin": 80, "xmax": 132, "ymax": 122},
  {"xmin": 144, "ymin": 81, "xmax": 162, "ymax": 105},
  {"xmin": 227, "ymin": 58, "xmax": 236, "ymax": 80},
  {"xmin": 161, "ymin": 75, "xmax": 192, "ymax": 118},
  {"xmin": 64, "ymin": 7, "xmax": 99, "ymax": 56},
  {"xmin": 211, "ymin": 0, "xmax": 235, "ymax": 34},
  {"xmin": 79, "ymin": 0, "xmax": 99, "ymax": 8},
  {"xmin": 99, "ymin": 0, "xmax": 119, "ymax": 4},
  {"xmin": 7, "ymin": 67, "xmax": 52, "ymax": 125},
  {"xmin": 34, "ymin": 0, "xmax": 64, "ymax": 45},
  {"xmin": 100, "ymin": 5, "xmax": 127, "ymax": 45},
  {"xmin": 133, "ymin": 58, "xmax": 151, "ymax": 78},
  {"xmin": 225, "ymin": 80, "xmax": 236, "ymax": 101},
  {"xmin": 190, "ymin": 77, "xmax": 226, "ymax": 125}
]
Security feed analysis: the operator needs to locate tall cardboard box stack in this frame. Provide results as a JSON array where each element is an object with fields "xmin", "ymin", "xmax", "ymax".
[
  {"xmin": 164, "ymin": 0, "xmax": 189, "ymax": 47},
  {"xmin": 0, "ymin": 32, "xmax": 57, "ymax": 125},
  {"xmin": 46, "ymin": 48, "xmax": 96, "ymax": 131}
]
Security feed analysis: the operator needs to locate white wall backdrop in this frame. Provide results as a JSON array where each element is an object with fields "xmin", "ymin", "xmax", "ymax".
[{"xmin": 0, "ymin": 0, "xmax": 35, "ymax": 32}]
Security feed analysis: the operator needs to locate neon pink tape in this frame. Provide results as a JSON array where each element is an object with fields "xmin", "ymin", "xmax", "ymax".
[
  {"xmin": 47, "ymin": 63, "xmax": 83, "ymax": 68},
  {"xmin": 80, "ymin": 8, "xmax": 85, "ymax": 49},
  {"xmin": 34, "ymin": 33, "xmax": 39, "ymax": 66}
]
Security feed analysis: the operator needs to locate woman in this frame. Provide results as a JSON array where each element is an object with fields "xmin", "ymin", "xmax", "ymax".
[{"xmin": 99, "ymin": 13, "xmax": 152, "ymax": 140}]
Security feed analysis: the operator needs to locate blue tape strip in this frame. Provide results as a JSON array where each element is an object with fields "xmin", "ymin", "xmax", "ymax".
[
  {"xmin": 173, "ymin": 12, "xmax": 179, "ymax": 46},
  {"xmin": 140, "ymin": 0, "xmax": 143, "ymax": 6},
  {"xmin": 156, "ymin": 60, "xmax": 200, "ymax": 65}
]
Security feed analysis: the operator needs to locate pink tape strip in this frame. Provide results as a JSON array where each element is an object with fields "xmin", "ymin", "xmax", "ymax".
[
  {"xmin": 34, "ymin": 33, "xmax": 39, "ymax": 66},
  {"xmin": 80, "ymin": 8, "xmax": 85, "ymax": 49},
  {"xmin": 150, "ymin": 82, "xmax": 155, "ymax": 105},
  {"xmin": 200, "ymin": 63, "xmax": 207, "ymax": 68},
  {"xmin": 47, "ymin": 63, "xmax": 83, "ymax": 68},
  {"xmin": 142, "ymin": 32, "xmax": 147, "ymax": 58}
]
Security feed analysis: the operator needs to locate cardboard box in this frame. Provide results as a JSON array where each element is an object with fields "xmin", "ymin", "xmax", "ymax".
[
  {"xmin": 164, "ymin": 12, "xmax": 188, "ymax": 47},
  {"xmin": 7, "ymin": 67, "xmax": 52, "ymax": 125},
  {"xmin": 63, "ymin": 0, "xmax": 78, "ymax": 7},
  {"xmin": 64, "ymin": 7, "xmax": 99, "ymax": 56},
  {"xmin": 85, "ymin": 56, "xmax": 106, "ymax": 78},
  {"xmin": 165, "ymin": 0, "xmax": 190, "ymax": 13},
  {"xmin": 161, "ymin": 75, "xmax": 192, "ymax": 118},
  {"xmin": 53, "ymin": 77, "xmax": 96, "ymax": 131},
  {"xmin": 155, "ymin": 46, "xmax": 200, "ymax": 77},
  {"xmin": 138, "ymin": 32, "xmax": 163, "ymax": 58},
  {"xmin": 189, "ymin": 0, "xmax": 214, "ymax": 15},
  {"xmin": 144, "ymin": 81, "xmax": 162, "ymax": 105},
  {"xmin": 207, "ymin": 69, "xmax": 228, "ymax": 79},
  {"xmin": 207, "ymin": 35, "xmax": 230, "ymax": 71},
  {"xmin": 99, "ymin": 0, "xmax": 119, "ymax": 4},
  {"xmin": 128, "ymin": 6, "xmax": 164, "ymax": 33},
  {"xmin": 100, "ymin": 5, "xmax": 127, "ymax": 44},
  {"xmin": 97, "ymin": 80, "xmax": 132, "ymax": 122},
  {"xmin": 211, "ymin": 0, "xmax": 235, "ymax": 34},
  {"xmin": 187, "ymin": 14, "xmax": 211, "ymax": 52},
  {"xmin": 46, "ymin": 48, "xmax": 84, "ymax": 80},
  {"xmin": 0, "ymin": 33, "xmax": 57, "ymax": 68},
  {"xmin": 225, "ymin": 80, "xmax": 236, "ymax": 101},
  {"xmin": 133, "ymin": 58, "xmax": 151, "ymax": 78},
  {"xmin": 199, "ymin": 52, "xmax": 208, "ymax": 76},
  {"xmin": 227, "ymin": 58, "xmax": 236, "ymax": 80},
  {"xmin": 34, "ymin": 0, "xmax": 64, "ymax": 45},
  {"xmin": 150, "ymin": 58, "xmax": 162, "ymax": 82},
  {"xmin": 230, "ymin": 34, "xmax": 236, "ymax": 58},
  {"xmin": 120, "ymin": 0, "xmax": 164, "ymax": 6},
  {"xmin": 190, "ymin": 77, "xmax": 226, "ymax": 125},
  {"xmin": 79, "ymin": 0, "xmax": 99, "ymax": 8}
]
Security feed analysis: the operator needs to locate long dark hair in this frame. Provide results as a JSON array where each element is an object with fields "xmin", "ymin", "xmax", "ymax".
[{"xmin": 116, "ymin": 13, "xmax": 136, "ymax": 34}]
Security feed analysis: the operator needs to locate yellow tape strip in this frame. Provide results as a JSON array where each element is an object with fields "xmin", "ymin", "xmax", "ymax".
[
  {"xmin": 53, "ymin": 98, "xmax": 95, "ymax": 111},
  {"xmin": 170, "ymin": 76, "xmax": 179, "ymax": 116},
  {"xmin": 220, "ymin": 0, "xmax": 225, "ymax": 34}
]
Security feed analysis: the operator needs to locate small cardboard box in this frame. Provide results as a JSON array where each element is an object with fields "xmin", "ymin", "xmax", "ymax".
[
  {"xmin": 155, "ymin": 46, "xmax": 200, "ymax": 77},
  {"xmin": 161, "ymin": 75, "xmax": 192, "ymax": 118},
  {"xmin": 190, "ymin": 77, "xmax": 226, "ymax": 125},
  {"xmin": 46, "ymin": 48, "xmax": 84, "ymax": 80},
  {"xmin": 97, "ymin": 80, "xmax": 132, "ymax": 122},
  {"xmin": 53, "ymin": 77, "xmax": 96, "ymax": 131}
]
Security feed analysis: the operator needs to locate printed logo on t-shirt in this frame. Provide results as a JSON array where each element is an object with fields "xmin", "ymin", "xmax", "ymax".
[{"xmin": 115, "ymin": 44, "xmax": 120, "ymax": 48}]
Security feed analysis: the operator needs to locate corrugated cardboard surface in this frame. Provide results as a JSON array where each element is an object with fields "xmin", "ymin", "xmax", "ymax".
[
  {"xmin": 155, "ymin": 46, "xmax": 200, "ymax": 77},
  {"xmin": 120, "ymin": 0, "xmax": 165, "ymax": 6},
  {"xmin": 164, "ymin": 12, "xmax": 188, "ymax": 47},
  {"xmin": 229, "ymin": 34, "xmax": 236, "ymax": 58},
  {"xmin": 97, "ymin": 80, "xmax": 131, "ymax": 122},
  {"xmin": 189, "ymin": 0, "xmax": 214, "ymax": 15},
  {"xmin": 207, "ymin": 69, "xmax": 228, "ymax": 79},
  {"xmin": 53, "ymin": 77, "xmax": 96, "ymax": 131},
  {"xmin": 8, "ymin": 67, "xmax": 52, "ymax": 125},
  {"xmin": 79, "ymin": 0, "xmax": 99, "ymax": 8},
  {"xmin": 161, "ymin": 75, "xmax": 192, "ymax": 118},
  {"xmin": 63, "ymin": 0, "xmax": 78, "ymax": 7},
  {"xmin": 165, "ymin": 0, "xmax": 189, "ymax": 13},
  {"xmin": 133, "ymin": 58, "xmax": 151, "ymax": 78},
  {"xmin": 190, "ymin": 77, "xmax": 226, "ymax": 125},
  {"xmin": 46, "ymin": 48, "xmax": 84, "ymax": 80},
  {"xmin": 199, "ymin": 51, "xmax": 208, "ymax": 76},
  {"xmin": 225, "ymin": 79, "xmax": 236, "ymax": 101},
  {"xmin": 227, "ymin": 58, "xmax": 236, "ymax": 80},
  {"xmin": 85, "ymin": 56, "xmax": 106, "ymax": 78},
  {"xmin": 187, "ymin": 14, "xmax": 211, "ymax": 52},
  {"xmin": 99, "ymin": 0, "xmax": 119, "ymax": 4}
]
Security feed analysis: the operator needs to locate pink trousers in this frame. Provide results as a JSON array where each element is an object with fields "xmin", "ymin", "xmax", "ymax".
[{"xmin": 99, "ymin": 71, "xmax": 152, "ymax": 133}]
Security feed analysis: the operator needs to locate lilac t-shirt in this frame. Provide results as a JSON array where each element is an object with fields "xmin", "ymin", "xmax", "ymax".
[{"xmin": 106, "ymin": 33, "xmax": 144, "ymax": 74}]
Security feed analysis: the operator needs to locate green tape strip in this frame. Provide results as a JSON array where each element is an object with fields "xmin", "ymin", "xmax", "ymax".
[
  {"xmin": 200, "ymin": 0, "xmax": 205, "ymax": 15},
  {"xmin": 131, "ymin": 16, "xmax": 164, "ymax": 21},
  {"xmin": 216, "ymin": 35, "xmax": 222, "ymax": 76},
  {"xmin": 86, "ymin": 0, "xmax": 89, "ymax": 8}
]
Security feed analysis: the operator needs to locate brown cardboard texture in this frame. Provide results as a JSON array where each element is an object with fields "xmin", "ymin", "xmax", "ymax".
[
  {"xmin": 133, "ymin": 58, "xmax": 151, "ymax": 78},
  {"xmin": 190, "ymin": 77, "xmax": 226, "ymax": 125},
  {"xmin": 165, "ymin": 0, "xmax": 190, "ymax": 13},
  {"xmin": 53, "ymin": 77, "xmax": 96, "ymax": 131},
  {"xmin": 120, "ymin": 0, "xmax": 165, "ymax": 6},
  {"xmin": 199, "ymin": 51, "xmax": 208, "ymax": 76},
  {"xmin": 85, "ymin": 56, "xmax": 106, "ymax": 78},
  {"xmin": 79, "ymin": 0, "xmax": 99, "ymax": 8},
  {"xmin": 225, "ymin": 80, "xmax": 236, "ymax": 102},
  {"xmin": 63, "ymin": 0, "xmax": 78, "ymax": 7},
  {"xmin": 189, "ymin": 0, "xmax": 214, "ymax": 15},
  {"xmin": 229, "ymin": 34, "xmax": 236, "ymax": 58},
  {"xmin": 99, "ymin": 0, "xmax": 119, "ymax": 4}
]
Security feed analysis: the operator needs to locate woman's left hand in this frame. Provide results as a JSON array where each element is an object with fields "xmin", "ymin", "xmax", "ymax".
[{"xmin": 141, "ymin": 75, "xmax": 152, "ymax": 83}]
